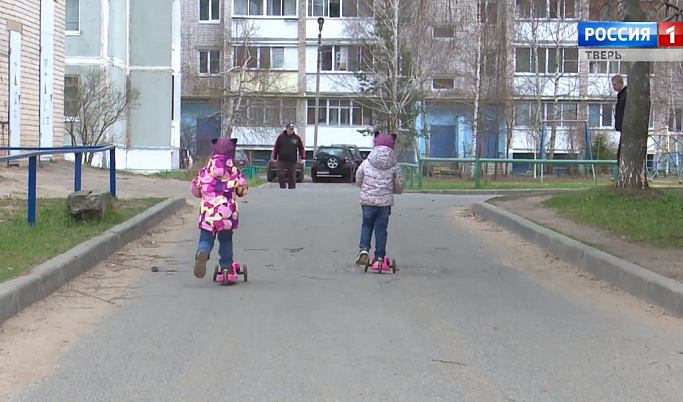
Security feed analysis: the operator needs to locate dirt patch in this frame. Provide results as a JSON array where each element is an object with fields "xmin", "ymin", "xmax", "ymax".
[
  {"xmin": 489, "ymin": 195, "xmax": 683, "ymax": 283},
  {"xmin": 0, "ymin": 160, "xmax": 191, "ymax": 200},
  {"xmin": 0, "ymin": 206, "xmax": 195, "ymax": 401}
]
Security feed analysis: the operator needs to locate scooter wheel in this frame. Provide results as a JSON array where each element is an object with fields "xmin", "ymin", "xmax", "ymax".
[
  {"xmin": 212, "ymin": 265, "xmax": 219, "ymax": 282},
  {"xmin": 222, "ymin": 268, "xmax": 230, "ymax": 286},
  {"xmin": 391, "ymin": 258, "xmax": 397, "ymax": 274},
  {"xmin": 377, "ymin": 259, "xmax": 383, "ymax": 274},
  {"xmin": 243, "ymin": 264, "xmax": 248, "ymax": 282}
]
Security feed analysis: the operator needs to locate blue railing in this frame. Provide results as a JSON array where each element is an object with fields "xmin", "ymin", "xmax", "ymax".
[{"xmin": 0, "ymin": 145, "xmax": 117, "ymax": 225}]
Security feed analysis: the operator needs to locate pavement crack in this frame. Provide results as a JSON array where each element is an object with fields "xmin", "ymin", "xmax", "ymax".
[
  {"xmin": 301, "ymin": 275, "xmax": 335, "ymax": 281},
  {"xmin": 432, "ymin": 359, "xmax": 466, "ymax": 366},
  {"xmin": 285, "ymin": 247, "xmax": 304, "ymax": 253},
  {"xmin": 71, "ymin": 289, "xmax": 116, "ymax": 305},
  {"xmin": 379, "ymin": 279, "xmax": 399, "ymax": 285}
]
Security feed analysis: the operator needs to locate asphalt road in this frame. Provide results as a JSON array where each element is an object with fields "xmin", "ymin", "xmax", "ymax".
[{"xmin": 11, "ymin": 183, "xmax": 683, "ymax": 401}]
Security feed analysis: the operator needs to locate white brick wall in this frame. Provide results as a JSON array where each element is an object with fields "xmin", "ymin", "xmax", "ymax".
[{"xmin": 0, "ymin": 0, "xmax": 65, "ymax": 156}]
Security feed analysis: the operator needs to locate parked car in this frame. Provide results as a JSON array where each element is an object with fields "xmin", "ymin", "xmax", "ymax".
[
  {"xmin": 311, "ymin": 145, "xmax": 359, "ymax": 183},
  {"xmin": 267, "ymin": 157, "xmax": 304, "ymax": 183},
  {"xmin": 330, "ymin": 143, "xmax": 364, "ymax": 165},
  {"xmin": 234, "ymin": 149, "xmax": 249, "ymax": 168}
]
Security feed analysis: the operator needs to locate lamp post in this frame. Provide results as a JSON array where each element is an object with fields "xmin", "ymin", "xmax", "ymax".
[{"xmin": 312, "ymin": 17, "xmax": 324, "ymax": 157}]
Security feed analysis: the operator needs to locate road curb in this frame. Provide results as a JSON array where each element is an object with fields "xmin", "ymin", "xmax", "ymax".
[
  {"xmin": 471, "ymin": 201, "xmax": 683, "ymax": 317},
  {"xmin": 406, "ymin": 188, "xmax": 584, "ymax": 196},
  {"xmin": 0, "ymin": 196, "xmax": 188, "ymax": 327}
]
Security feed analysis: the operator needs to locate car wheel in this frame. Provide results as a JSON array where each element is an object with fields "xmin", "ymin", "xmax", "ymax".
[
  {"xmin": 296, "ymin": 173, "xmax": 304, "ymax": 183},
  {"xmin": 312, "ymin": 173, "xmax": 319, "ymax": 183},
  {"xmin": 267, "ymin": 173, "xmax": 276, "ymax": 182}
]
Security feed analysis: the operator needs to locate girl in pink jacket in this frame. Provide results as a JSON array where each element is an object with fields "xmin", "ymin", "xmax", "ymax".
[
  {"xmin": 191, "ymin": 137, "xmax": 249, "ymax": 279},
  {"xmin": 354, "ymin": 132, "xmax": 403, "ymax": 267}
]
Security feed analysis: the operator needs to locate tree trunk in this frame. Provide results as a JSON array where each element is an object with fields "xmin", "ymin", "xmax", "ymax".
[{"xmin": 616, "ymin": 3, "xmax": 651, "ymax": 191}]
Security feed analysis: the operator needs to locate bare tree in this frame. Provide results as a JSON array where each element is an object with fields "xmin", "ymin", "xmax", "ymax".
[
  {"xmin": 64, "ymin": 66, "xmax": 140, "ymax": 165},
  {"xmin": 182, "ymin": 19, "xmax": 296, "ymax": 156},
  {"xmin": 341, "ymin": 0, "xmax": 437, "ymax": 149},
  {"xmin": 610, "ymin": 0, "xmax": 683, "ymax": 190}
]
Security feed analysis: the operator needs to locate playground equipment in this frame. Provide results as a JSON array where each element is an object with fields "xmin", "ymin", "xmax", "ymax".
[
  {"xmin": 646, "ymin": 127, "xmax": 683, "ymax": 180},
  {"xmin": 539, "ymin": 120, "xmax": 595, "ymax": 181}
]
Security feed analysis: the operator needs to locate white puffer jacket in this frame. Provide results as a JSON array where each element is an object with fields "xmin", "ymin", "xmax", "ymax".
[{"xmin": 355, "ymin": 146, "xmax": 404, "ymax": 207}]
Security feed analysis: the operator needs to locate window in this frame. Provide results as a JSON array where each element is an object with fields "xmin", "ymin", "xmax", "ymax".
[
  {"xmin": 588, "ymin": 103, "xmax": 614, "ymax": 128},
  {"xmin": 308, "ymin": 0, "xmax": 372, "ymax": 17},
  {"xmin": 514, "ymin": 101, "xmax": 578, "ymax": 127},
  {"xmin": 234, "ymin": 0, "xmax": 297, "ymax": 16},
  {"xmin": 234, "ymin": 46, "xmax": 285, "ymax": 69},
  {"xmin": 320, "ymin": 45, "xmax": 365, "ymax": 71},
  {"xmin": 66, "ymin": 0, "xmax": 80, "ymax": 32},
  {"xmin": 589, "ymin": 2, "xmax": 617, "ymax": 21},
  {"xmin": 306, "ymin": 99, "xmax": 372, "ymax": 126},
  {"xmin": 589, "ymin": 60, "xmax": 628, "ymax": 74},
  {"xmin": 64, "ymin": 76, "xmax": 80, "ymax": 118},
  {"xmin": 478, "ymin": 0, "xmax": 498, "ymax": 24},
  {"xmin": 199, "ymin": 50, "xmax": 221, "ymax": 74},
  {"xmin": 483, "ymin": 50, "xmax": 498, "ymax": 76},
  {"xmin": 237, "ymin": 98, "xmax": 298, "ymax": 126},
  {"xmin": 516, "ymin": 0, "xmax": 576, "ymax": 19},
  {"xmin": 199, "ymin": 0, "xmax": 220, "ymax": 21},
  {"xmin": 433, "ymin": 25, "xmax": 455, "ymax": 38},
  {"xmin": 432, "ymin": 79, "xmax": 454, "ymax": 90},
  {"xmin": 514, "ymin": 47, "xmax": 578, "ymax": 74}
]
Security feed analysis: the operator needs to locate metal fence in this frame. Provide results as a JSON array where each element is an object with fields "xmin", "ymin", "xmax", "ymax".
[
  {"xmin": 0, "ymin": 145, "xmax": 117, "ymax": 225},
  {"xmin": 398, "ymin": 157, "xmax": 618, "ymax": 189}
]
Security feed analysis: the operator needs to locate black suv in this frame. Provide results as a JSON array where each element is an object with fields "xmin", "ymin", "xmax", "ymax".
[
  {"xmin": 311, "ymin": 145, "xmax": 359, "ymax": 183},
  {"xmin": 330, "ymin": 144, "xmax": 364, "ymax": 166}
]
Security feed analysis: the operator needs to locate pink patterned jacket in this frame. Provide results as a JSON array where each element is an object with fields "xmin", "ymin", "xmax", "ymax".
[{"xmin": 191, "ymin": 154, "xmax": 249, "ymax": 234}]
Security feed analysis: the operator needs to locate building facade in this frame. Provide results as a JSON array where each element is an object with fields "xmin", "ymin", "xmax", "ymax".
[
  {"xmin": 182, "ymin": 0, "xmax": 682, "ymax": 171},
  {"xmin": 181, "ymin": 0, "xmax": 376, "ymax": 163},
  {"xmin": 65, "ymin": 0, "xmax": 182, "ymax": 171},
  {"xmin": 0, "ymin": 0, "xmax": 65, "ymax": 160}
]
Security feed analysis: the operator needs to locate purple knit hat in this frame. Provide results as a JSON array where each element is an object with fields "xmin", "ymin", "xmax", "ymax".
[
  {"xmin": 211, "ymin": 137, "xmax": 238, "ymax": 159},
  {"xmin": 374, "ymin": 132, "xmax": 397, "ymax": 149}
]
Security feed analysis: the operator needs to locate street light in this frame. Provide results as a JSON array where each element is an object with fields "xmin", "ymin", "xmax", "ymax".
[{"xmin": 312, "ymin": 17, "xmax": 324, "ymax": 157}]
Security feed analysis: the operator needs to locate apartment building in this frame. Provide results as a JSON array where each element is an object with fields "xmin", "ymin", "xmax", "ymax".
[
  {"xmin": 181, "ymin": 0, "xmax": 376, "ymax": 162},
  {"xmin": 182, "ymin": 0, "xmax": 681, "ymax": 167},
  {"xmin": 509, "ymin": 0, "xmax": 681, "ymax": 172},
  {"xmin": 64, "ymin": 0, "xmax": 182, "ymax": 171},
  {"xmin": 0, "ymin": 0, "xmax": 65, "ymax": 160}
]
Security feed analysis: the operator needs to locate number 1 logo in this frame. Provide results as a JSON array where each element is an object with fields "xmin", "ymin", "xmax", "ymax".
[{"xmin": 658, "ymin": 22, "xmax": 683, "ymax": 47}]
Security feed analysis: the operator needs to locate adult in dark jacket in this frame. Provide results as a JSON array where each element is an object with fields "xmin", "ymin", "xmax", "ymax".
[
  {"xmin": 271, "ymin": 123, "xmax": 305, "ymax": 189},
  {"xmin": 612, "ymin": 74, "xmax": 627, "ymax": 163}
]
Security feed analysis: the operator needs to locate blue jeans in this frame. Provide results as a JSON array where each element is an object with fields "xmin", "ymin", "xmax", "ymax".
[
  {"xmin": 197, "ymin": 229, "xmax": 233, "ymax": 267},
  {"xmin": 359, "ymin": 205, "xmax": 391, "ymax": 259}
]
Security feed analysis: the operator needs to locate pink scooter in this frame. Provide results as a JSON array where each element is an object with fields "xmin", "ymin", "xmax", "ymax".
[
  {"xmin": 364, "ymin": 256, "xmax": 397, "ymax": 274},
  {"xmin": 212, "ymin": 262, "xmax": 248, "ymax": 285}
]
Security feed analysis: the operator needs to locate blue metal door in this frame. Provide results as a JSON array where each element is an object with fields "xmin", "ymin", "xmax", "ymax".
[
  {"xmin": 480, "ymin": 119, "xmax": 499, "ymax": 158},
  {"xmin": 196, "ymin": 115, "xmax": 221, "ymax": 157},
  {"xmin": 429, "ymin": 125, "xmax": 457, "ymax": 158}
]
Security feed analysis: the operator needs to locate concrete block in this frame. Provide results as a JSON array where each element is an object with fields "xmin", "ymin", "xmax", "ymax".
[
  {"xmin": 0, "ymin": 197, "xmax": 188, "ymax": 328},
  {"xmin": 66, "ymin": 190, "xmax": 112, "ymax": 220}
]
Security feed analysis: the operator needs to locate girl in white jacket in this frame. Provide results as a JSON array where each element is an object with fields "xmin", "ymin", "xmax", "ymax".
[{"xmin": 354, "ymin": 132, "xmax": 404, "ymax": 269}]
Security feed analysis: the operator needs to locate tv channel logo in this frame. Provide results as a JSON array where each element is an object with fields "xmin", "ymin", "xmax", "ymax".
[
  {"xmin": 658, "ymin": 22, "xmax": 683, "ymax": 47},
  {"xmin": 578, "ymin": 22, "xmax": 657, "ymax": 47}
]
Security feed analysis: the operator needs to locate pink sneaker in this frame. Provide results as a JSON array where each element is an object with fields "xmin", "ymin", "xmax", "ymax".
[
  {"xmin": 382, "ymin": 257, "xmax": 391, "ymax": 271},
  {"xmin": 232, "ymin": 262, "xmax": 241, "ymax": 275},
  {"xmin": 371, "ymin": 259, "xmax": 381, "ymax": 270}
]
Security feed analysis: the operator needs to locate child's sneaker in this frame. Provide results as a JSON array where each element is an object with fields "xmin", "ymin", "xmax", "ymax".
[
  {"xmin": 381, "ymin": 257, "xmax": 391, "ymax": 271},
  {"xmin": 371, "ymin": 258, "xmax": 381, "ymax": 271},
  {"xmin": 355, "ymin": 250, "xmax": 369, "ymax": 266},
  {"xmin": 194, "ymin": 250, "xmax": 209, "ymax": 278},
  {"xmin": 232, "ymin": 262, "xmax": 242, "ymax": 274}
]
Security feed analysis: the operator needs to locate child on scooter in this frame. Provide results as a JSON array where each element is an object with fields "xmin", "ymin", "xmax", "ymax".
[
  {"xmin": 190, "ymin": 137, "xmax": 249, "ymax": 279},
  {"xmin": 354, "ymin": 132, "xmax": 403, "ymax": 269}
]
